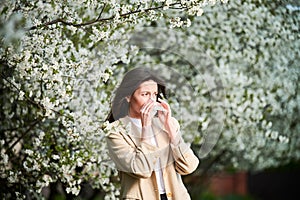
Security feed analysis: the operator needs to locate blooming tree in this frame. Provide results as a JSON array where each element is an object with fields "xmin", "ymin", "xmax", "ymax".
[
  {"xmin": 0, "ymin": 0, "xmax": 227, "ymax": 199},
  {"xmin": 0, "ymin": 0, "xmax": 299, "ymax": 199},
  {"xmin": 128, "ymin": 0, "xmax": 300, "ymax": 173}
]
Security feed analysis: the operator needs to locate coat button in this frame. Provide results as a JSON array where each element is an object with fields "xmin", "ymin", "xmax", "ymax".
[{"xmin": 167, "ymin": 192, "xmax": 172, "ymax": 197}]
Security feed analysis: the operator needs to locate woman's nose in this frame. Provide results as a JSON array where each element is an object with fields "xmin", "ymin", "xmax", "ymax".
[{"xmin": 151, "ymin": 94, "xmax": 157, "ymax": 100}]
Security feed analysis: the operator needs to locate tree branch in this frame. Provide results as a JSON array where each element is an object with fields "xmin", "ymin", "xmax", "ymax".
[
  {"xmin": 198, "ymin": 150, "xmax": 227, "ymax": 178},
  {"xmin": 0, "ymin": 70, "xmax": 73, "ymax": 120},
  {"xmin": 28, "ymin": 2, "xmax": 183, "ymax": 30}
]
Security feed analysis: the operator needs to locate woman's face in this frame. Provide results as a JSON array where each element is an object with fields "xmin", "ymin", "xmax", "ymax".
[{"xmin": 128, "ymin": 80, "xmax": 158, "ymax": 119}]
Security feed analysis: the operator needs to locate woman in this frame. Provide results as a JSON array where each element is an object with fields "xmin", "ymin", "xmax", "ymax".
[{"xmin": 105, "ymin": 67, "xmax": 199, "ymax": 200}]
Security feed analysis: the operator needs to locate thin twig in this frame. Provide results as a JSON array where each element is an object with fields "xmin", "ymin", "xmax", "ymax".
[
  {"xmin": 0, "ymin": 71, "xmax": 73, "ymax": 120},
  {"xmin": 5, "ymin": 118, "xmax": 42, "ymax": 154},
  {"xmin": 0, "ymin": 72, "xmax": 44, "ymax": 110},
  {"xmin": 96, "ymin": 3, "xmax": 107, "ymax": 21}
]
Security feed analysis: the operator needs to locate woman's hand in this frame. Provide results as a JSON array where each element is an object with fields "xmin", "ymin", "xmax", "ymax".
[
  {"xmin": 157, "ymin": 98, "xmax": 171, "ymax": 123},
  {"xmin": 157, "ymin": 98, "xmax": 180, "ymax": 145}
]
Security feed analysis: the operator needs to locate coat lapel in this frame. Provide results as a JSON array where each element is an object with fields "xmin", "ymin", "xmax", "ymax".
[{"xmin": 120, "ymin": 116, "xmax": 141, "ymax": 147}]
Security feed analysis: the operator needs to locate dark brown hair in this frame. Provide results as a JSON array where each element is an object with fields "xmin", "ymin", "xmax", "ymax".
[{"xmin": 106, "ymin": 67, "xmax": 166, "ymax": 123}]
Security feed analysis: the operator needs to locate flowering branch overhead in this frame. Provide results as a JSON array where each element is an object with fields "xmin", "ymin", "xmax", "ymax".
[{"xmin": 28, "ymin": 2, "xmax": 185, "ymax": 30}]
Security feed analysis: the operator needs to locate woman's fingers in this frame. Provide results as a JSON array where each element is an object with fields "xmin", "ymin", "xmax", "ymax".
[
  {"xmin": 144, "ymin": 101, "xmax": 154, "ymax": 115},
  {"xmin": 140, "ymin": 99, "xmax": 156, "ymax": 126},
  {"xmin": 158, "ymin": 98, "xmax": 171, "ymax": 114}
]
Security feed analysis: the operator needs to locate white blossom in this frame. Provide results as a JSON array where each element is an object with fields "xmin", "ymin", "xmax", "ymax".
[{"xmin": 52, "ymin": 155, "xmax": 60, "ymax": 160}]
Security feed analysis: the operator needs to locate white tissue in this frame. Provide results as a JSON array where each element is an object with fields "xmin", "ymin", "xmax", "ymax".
[{"xmin": 150, "ymin": 104, "xmax": 166, "ymax": 118}]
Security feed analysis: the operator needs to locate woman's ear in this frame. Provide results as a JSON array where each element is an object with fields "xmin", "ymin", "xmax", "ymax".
[{"xmin": 125, "ymin": 96, "xmax": 131, "ymax": 103}]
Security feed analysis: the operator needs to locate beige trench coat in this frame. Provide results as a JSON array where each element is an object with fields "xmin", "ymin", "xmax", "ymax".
[{"xmin": 106, "ymin": 116, "xmax": 199, "ymax": 200}]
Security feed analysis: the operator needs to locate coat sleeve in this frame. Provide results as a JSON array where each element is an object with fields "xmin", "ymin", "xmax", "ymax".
[
  {"xmin": 169, "ymin": 118, "xmax": 200, "ymax": 175},
  {"xmin": 105, "ymin": 121, "xmax": 160, "ymax": 178}
]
